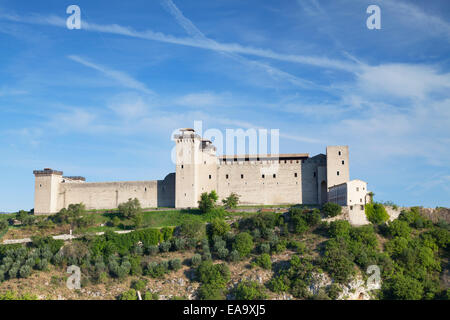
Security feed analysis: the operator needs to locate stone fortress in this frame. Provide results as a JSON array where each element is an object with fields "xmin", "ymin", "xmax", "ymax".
[{"xmin": 33, "ymin": 128, "xmax": 370, "ymax": 224}]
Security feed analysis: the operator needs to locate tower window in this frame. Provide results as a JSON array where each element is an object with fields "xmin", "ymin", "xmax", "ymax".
[
  {"xmin": 262, "ymin": 174, "xmax": 265, "ymax": 179},
  {"xmin": 356, "ymin": 187, "xmax": 359, "ymax": 191},
  {"xmin": 241, "ymin": 174, "xmax": 244, "ymax": 179},
  {"xmin": 360, "ymin": 205, "xmax": 364, "ymax": 210},
  {"xmin": 145, "ymin": 187, "xmax": 147, "ymax": 192},
  {"xmin": 209, "ymin": 175, "xmax": 211, "ymax": 179},
  {"xmin": 226, "ymin": 174, "xmax": 229, "ymax": 179},
  {"xmin": 337, "ymin": 171, "xmax": 340, "ymax": 176},
  {"xmin": 294, "ymin": 173, "xmax": 297, "ymax": 177},
  {"xmin": 338, "ymin": 151, "xmax": 341, "ymax": 155},
  {"xmin": 181, "ymin": 165, "xmax": 184, "ymax": 169},
  {"xmin": 273, "ymin": 174, "xmax": 276, "ymax": 178},
  {"xmin": 350, "ymin": 206, "xmax": 353, "ymax": 210},
  {"xmin": 342, "ymin": 160, "xmax": 345, "ymax": 165}
]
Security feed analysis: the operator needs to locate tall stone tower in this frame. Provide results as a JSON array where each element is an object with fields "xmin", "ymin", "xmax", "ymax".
[
  {"xmin": 326, "ymin": 146, "xmax": 350, "ymax": 190},
  {"xmin": 33, "ymin": 168, "xmax": 63, "ymax": 215},
  {"xmin": 174, "ymin": 128, "xmax": 203, "ymax": 208}
]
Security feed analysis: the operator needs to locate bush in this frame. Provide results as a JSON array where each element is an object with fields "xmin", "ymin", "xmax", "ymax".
[
  {"xmin": 259, "ymin": 243, "xmax": 271, "ymax": 254},
  {"xmin": 387, "ymin": 220, "xmax": 411, "ymax": 238},
  {"xmin": 119, "ymin": 289, "xmax": 138, "ymax": 300},
  {"xmin": 169, "ymin": 258, "xmax": 182, "ymax": 271},
  {"xmin": 19, "ymin": 265, "xmax": 32, "ymax": 278},
  {"xmin": 208, "ymin": 219, "xmax": 230, "ymax": 239},
  {"xmin": 191, "ymin": 254, "xmax": 202, "ymax": 267},
  {"xmin": 304, "ymin": 209, "xmax": 322, "ymax": 226},
  {"xmin": 180, "ymin": 220, "xmax": 205, "ymax": 240},
  {"xmin": 255, "ymin": 253, "xmax": 272, "ymax": 270},
  {"xmin": 234, "ymin": 280, "xmax": 268, "ymax": 300},
  {"xmin": 198, "ymin": 191, "xmax": 218, "ymax": 214},
  {"xmin": 196, "ymin": 260, "xmax": 230, "ymax": 300},
  {"xmin": 293, "ymin": 216, "xmax": 309, "ymax": 234},
  {"xmin": 232, "ymin": 232, "xmax": 254, "ymax": 258},
  {"xmin": 159, "ymin": 241, "xmax": 171, "ymax": 253},
  {"xmin": 131, "ymin": 279, "xmax": 147, "ymax": 291},
  {"xmin": 217, "ymin": 247, "xmax": 229, "ymax": 260},
  {"xmin": 326, "ymin": 283, "xmax": 342, "ymax": 300},
  {"xmin": 118, "ymin": 198, "xmax": 142, "ymax": 219},
  {"xmin": 322, "ymin": 202, "xmax": 342, "ymax": 217},
  {"xmin": 222, "ymin": 193, "xmax": 240, "ymax": 209},
  {"xmin": 228, "ymin": 250, "xmax": 240, "ymax": 262},
  {"xmin": 146, "ymin": 245, "xmax": 159, "ymax": 256},
  {"xmin": 365, "ymin": 203, "xmax": 389, "ymax": 224}
]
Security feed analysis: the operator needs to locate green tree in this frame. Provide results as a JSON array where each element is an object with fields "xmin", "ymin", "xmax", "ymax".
[
  {"xmin": 365, "ymin": 203, "xmax": 389, "ymax": 224},
  {"xmin": 198, "ymin": 191, "xmax": 218, "ymax": 214},
  {"xmin": 118, "ymin": 198, "xmax": 142, "ymax": 219},
  {"xmin": 222, "ymin": 193, "xmax": 240, "ymax": 209},
  {"xmin": 233, "ymin": 232, "xmax": 254, "ymax": 258},
  {"xmin": 234, "ymin": 280, "xmax": 268, "ymax": 300},
  {"xmin": 255, "ymin": 253, "xmax": 272, "ymax": 270},
  {"xmin": 208, "ymin": 218, "xmax": 230, "ymax": 238},
  {"xmin": 322, "ymin": 202, "xmax": 342, "ymax": 217}
]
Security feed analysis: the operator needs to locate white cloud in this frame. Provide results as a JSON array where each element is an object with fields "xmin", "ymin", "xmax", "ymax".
[
  {"xmin": 356, "ymin": 64, "xmax": 450, "ymax": 100},
  {"xmin": 67, "ymin": 55, "xmax": 154, "ymax": 95}
]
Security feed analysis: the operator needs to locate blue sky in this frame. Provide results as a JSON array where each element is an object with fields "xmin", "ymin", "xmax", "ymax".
[{"xmin": 0, "ymin": 0, "xmax": 449, "ymax": 212}]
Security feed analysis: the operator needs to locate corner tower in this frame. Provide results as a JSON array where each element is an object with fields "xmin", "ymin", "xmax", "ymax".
[
  {"xmin": 174, "ymin": 128, "xmax": 203, "ymax": 208},
  {"xmin": 326, "ymin": 146, "xmax": 349, "ymax": 190},
  {"xmin": 33, "ymin": 168, "xmax": 63, "ymax": 215}
]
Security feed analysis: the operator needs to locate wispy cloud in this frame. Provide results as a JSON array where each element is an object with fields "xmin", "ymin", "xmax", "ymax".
[
  {"xmin": 0, "ymin": 11, "xmax": 359, "ymax": 72},
  {"xmin": 160, "ymin": 0, "xmax": 324, "ymax": 90},
  {"xmin": 67, "ymin": 55, "xmax": 154, "ymax": 95}
]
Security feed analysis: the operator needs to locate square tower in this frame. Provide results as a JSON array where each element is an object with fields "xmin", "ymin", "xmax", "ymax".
[
  {"xmin": 326, "ymin": 146, "xmax": 349, "ymax": 190},
  {"xmin": 174, "ymin": 128, "xmax": 203, "ymax": 208},
  {"xmin": 33, "ymin": 168, "xmax": 63, "ymax": 215}
]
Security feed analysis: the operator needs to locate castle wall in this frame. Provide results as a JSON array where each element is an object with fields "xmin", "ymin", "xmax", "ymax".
[{"xmin": 33, "ymin": 173, "xmax": 175, "ymax": 214}]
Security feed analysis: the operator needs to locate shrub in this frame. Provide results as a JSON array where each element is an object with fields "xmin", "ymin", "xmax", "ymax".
[
  {"xmin": 119, "ymin": 289, "xmax": 138, "ymax": 300},
  {"xmin": 191, "ymin": 254, "xmax": 202, "ymax": 267},
  {"xmin": 180, "ymin": 220, "xmax": 206, "ymax": 240},
  {"xmin": 232, "ymin": 232, "xmax": 254, "ymax": 258},
  {"xmin": 217, "ymin": 247, "xmax": 229, "ymax": 260},
  {"xmin": 387, "ymin": 220, "xmax": 411, "ymax": 238},
  {"xmin": 304, "ymin": 209, "xmax": 322, "ymax": 226},
  {"xmin": 172, "ymin": 238, "xmax": 186, "ymax": 251},
  {"xmin": 118, "ymin": 198, "xmax": 142, "ymax": 219},
  {"xmin": 259, "ymin": 243, "xmax": 271, "ymax": 254},
  {"xmin": 222, "ymin": 193, "xmax": 240, "ymax": 209},
  {"xmin": 146, "ymin": 245, "xmax": 159, "ymax": 256},
  {"xmin": 198, "ymin": 191, "xmax": 218, "ymax": 214},
  {"xmin": 19, "ymin": 265, "xmax": 32, "ymax": 278},
  {"xmin": 197, "ymin": 283, "xmax": 226, "ymax": 300},
  {"xmin": 202, "ymin": 252, "xmax": 212, "ymax": 261},
  {"xmin": 326, "ymin": 283, "xmax": 342, "ymax": 300},
  {"xmin": 228, "ymin": 249, "xmax": 240, "ymax": 262},
  {"xmin": 234, "ymin": 280, "xmax": 268, "ymax": 300},
  {"xmin": 208, "ymin": 219, "xmax": 230, "ymax": 239},
  {"xmin": 288, "ymin": 240, "xmax": 306, "ymax": 254},
  {"xmin": 365, "ymin": 203, "xmax": 389, "ymax": 224},
  {"xmin": 131, "ymin": 279, "xmax": 147, "ymax": 291},
  {"xmin": 255, "ymin": 253, "xmax": 272, "ymax": 270},
  {"xmin": 322, "ymin": 202, "xmax": 342, "ymax": 217},
  {"xmin": 294, "ymin": 217, "xmax": 309, "ymax": 234},
  {"xmin": 159, "ymin": 241, "xmax": 171, "ymax": 253},
  {"xmin": 169, "ymin": 258, "xmax": 182, "ymax": 271}
]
